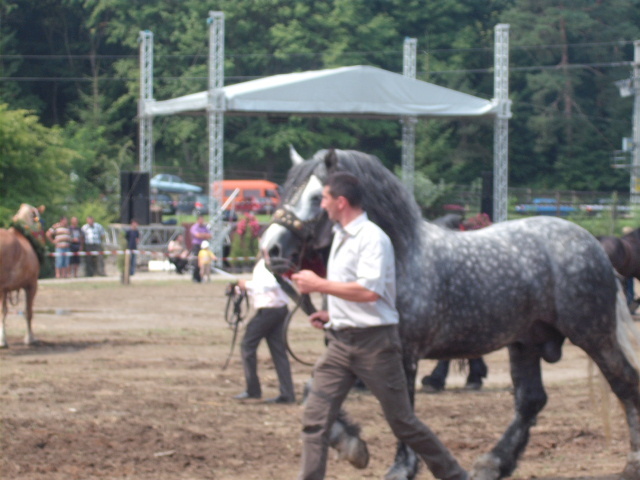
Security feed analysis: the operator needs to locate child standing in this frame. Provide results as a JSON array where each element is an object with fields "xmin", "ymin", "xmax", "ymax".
[{"xmin": 197, "ymin": 240, "xmax": 216, "ymax": 282}]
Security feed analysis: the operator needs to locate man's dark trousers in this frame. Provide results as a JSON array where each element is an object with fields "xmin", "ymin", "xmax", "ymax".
[{"xmin": 240, "ymin": 305, "xmax": 295, "ymax": 400}]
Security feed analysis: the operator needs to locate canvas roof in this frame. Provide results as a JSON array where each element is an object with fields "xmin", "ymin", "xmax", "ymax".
[{"xmin": 144, "ymin": 65, "xmax": 498, "ymax": 119}]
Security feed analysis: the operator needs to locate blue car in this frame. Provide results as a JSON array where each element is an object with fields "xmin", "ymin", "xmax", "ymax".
[{"xmin": 150, "ymin": 174, "xmax": 202, "ymax": 194}]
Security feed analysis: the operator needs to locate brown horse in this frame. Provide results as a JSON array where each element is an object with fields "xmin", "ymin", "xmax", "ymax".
[
  {"xmin": 0, "ymin": 204, "xmax": 42, "ymax": 347},
  {"xmin": 599, "ymin": 228, "xmax": 640, "ymax": 279},
  {"xmin": 598, "ymin": 228, "xmax": 640, "ymax": 311}
]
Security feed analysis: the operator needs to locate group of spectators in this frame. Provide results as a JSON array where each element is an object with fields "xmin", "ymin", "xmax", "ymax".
[
  {"xmin": 45, "ymin": 214, "xmax": 108, "ymax": 279},
  {"xmin": 45, "ymin": 212, "xmax": 213, "ymax": 281},
  {"xmin": 166, "ymin": 215, "xmax": 216, "ymax": 283}
]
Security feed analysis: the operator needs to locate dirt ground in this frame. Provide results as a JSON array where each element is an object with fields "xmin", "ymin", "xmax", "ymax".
[{"xmin": 1, "ymin": 271, "xmax": 638, "ymax": 480}]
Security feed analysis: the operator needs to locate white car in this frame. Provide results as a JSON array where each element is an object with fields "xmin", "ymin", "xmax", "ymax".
[{"xmin": 150, "ymin": 174, "xmax": 202, "ymax": 194}]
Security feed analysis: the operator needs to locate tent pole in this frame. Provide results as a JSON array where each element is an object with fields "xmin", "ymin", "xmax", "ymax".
[
  {"xmin": 402, "ymin": 37, "xmax": 417, "ymax": 196},
  {"xmin": 493, "ymin": 24, "xmax": 511, "ymax": 223},
  {"xmin": 207, "ymin": 11, "xmax": 225, "ymax": 266}
]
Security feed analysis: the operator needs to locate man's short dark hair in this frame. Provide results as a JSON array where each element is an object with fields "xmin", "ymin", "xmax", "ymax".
[{"xmin": 325, "ymin": 172, "xmax": 363, "ymax": 208}]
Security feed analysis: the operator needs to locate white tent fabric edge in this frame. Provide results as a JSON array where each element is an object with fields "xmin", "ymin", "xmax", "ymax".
[{"xmin": 144, "ymin": 65, "xmax": 499, "ymax": 119}]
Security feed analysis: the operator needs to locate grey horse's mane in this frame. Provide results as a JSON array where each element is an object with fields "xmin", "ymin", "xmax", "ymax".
[{"xmin": 283, "ymin": 149, "xmax": 424, "ymax": 271}]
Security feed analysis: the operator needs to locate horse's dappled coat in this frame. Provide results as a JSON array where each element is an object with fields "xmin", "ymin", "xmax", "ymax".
[{"xmin": 261, "ymin": 149, "xmax": 640, "ymax": 480}]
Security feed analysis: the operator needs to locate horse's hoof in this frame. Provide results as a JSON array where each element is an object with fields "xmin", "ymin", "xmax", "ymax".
[
  {"xmin": 384, "ymin": 463, "xmax": 418, "ymax": 480},
  {"xmin": 470, "ymin": 453, "xmax": 501, "ymax": 480},
  {"xmin": 337, "ymin": 435, "xmax": 369, "ymax": 469},
  {"xmin": 621, "ymin": 452, "xmax": 640, "ymax": 480}
]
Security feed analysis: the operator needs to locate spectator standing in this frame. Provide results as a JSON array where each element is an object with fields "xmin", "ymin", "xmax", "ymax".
[
  {"xmin": 189, "ymin": 215, "xmax": 212, "ymax": 283},
  {"xmin": 68, "ymin": 216, "xmax": 83, "ymax": 278},
  {"xmin": 37, "ymin": 205, "xmax": 47, "ymax": 230},
  {"xmin": 124, "ymin": 219, "xmax": 140, "ymax": 276},
  {"xmin": 291, "ymin": 172, "xmax": 466, "ymax": 480},
  {"xmin": 82, "ymin": 216, "xmax": 106, "ymax": 277},
  {"xmin": 233, "ymin": 257, "xmax": 296, "ymax": 404},
  {"xmin": 46, "ymin": 216, "xmax": 71, "ymax": 279},
  {"xmin": 33, "ymin": 204, "xmax": 47, "ymax": 243}
]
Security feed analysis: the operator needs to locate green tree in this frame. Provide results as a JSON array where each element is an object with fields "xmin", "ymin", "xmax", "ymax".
[
  {"xmin": 502, "ymin": 0, "xmax": 640, "ymax": 190},
  {"xmin": 0, "ymin": 104, "xmax": 75, "ymax": 219}
]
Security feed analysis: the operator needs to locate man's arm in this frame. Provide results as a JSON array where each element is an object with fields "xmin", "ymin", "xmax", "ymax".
[{"xmin": 292, "ymin": 269, "xmax": 379, "ymax": 303}]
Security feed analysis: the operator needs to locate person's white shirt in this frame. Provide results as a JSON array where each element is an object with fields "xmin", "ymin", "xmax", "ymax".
[
  {"xmin": 325, "ymin": 212, "xmax": 399, "ymax": 330},
  {"xmin": 244, "ymin": 259, "xmax": 290, "ymax": 310}
]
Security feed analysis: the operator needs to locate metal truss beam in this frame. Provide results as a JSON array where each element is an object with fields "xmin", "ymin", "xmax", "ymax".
[
  {"xmin": 402, "ymin": 37, "xmax": 417, "ymax": 196},
  {"xmin": 138, "ymin": 30, "xmax": 154, "ymax": 173},
  {"xmin": 632, "ymin": 40, "xmax": 640, "ymax": 203},
  {"xmin": 207, "ymin": 11, "xmax": 226, "ymax": 265},
  {"xmin": 493, "ymin": 24, "xmax": 511, "ymax": 222}
]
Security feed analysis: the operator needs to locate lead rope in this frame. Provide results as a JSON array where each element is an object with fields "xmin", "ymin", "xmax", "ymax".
[
  {"xmin": 277, "ymin": 240, "xmax": 318, "ymax": 367},
  {"xmin": 222, "ymin": 283, "xmax": 249, "ymax": 370}
]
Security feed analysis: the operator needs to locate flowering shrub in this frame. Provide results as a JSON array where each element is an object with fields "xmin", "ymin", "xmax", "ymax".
[
  {"xmin": 235, "ymin": 213, "xmax": 260, "ymax": 238},
  {"xmin": 461, "ymin": 213, "xmax": 492, "ymax": 231},
  {"xmin": 230, "ymin": 213, "xmax": 260, "ymax": 269}
]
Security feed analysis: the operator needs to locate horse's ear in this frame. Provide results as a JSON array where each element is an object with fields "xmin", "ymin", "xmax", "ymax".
[
  {"xmin": 324, "ymin": 149, "xmax": 339, "ymax": 173},
  {"xmin": 289, "ymin": 145, "xmax": 305, "ymax": 165}
]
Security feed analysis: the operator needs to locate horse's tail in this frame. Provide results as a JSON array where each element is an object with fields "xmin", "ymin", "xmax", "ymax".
[{"xmin": 615, "ymin": 279, "xmax": 640, "ymax": 372}]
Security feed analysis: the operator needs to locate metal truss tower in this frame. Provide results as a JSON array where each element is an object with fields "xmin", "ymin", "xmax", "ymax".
[
  {"xmin": 402, "ymin": 37, "xmax": 418, "ymax": 196},
  {"xmin": 207, "ymin": 11, "xmax": 225, "ymax": 265},
  {"xmin": 632, "ymin": 40, "xmax": 640, "ymax": 203},
  {"xmin": 493, "ymin": 24, "xmax": 512, "ymax": 222},
  {"xmin": 138, "ymin": 30, "xmax": 154, "ymax": 173}
]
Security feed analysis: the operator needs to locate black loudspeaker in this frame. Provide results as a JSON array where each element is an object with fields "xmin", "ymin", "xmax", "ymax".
[
  {"xmin": 120, "ymin": 172, "xmax": 150, "ymax": 225},
  {"xmin": 481, "ymin": 170, "xmax": 494, "ymax": 221}
]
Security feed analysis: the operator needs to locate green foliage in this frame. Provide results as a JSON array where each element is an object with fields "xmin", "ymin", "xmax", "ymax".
[
  {"xmin": 70, "ymin": 200, "xmax": 117, "ymax": 227},
  {"xmin": 394, "ymin": 166, "xmax": 451, "ymax": 217},
  {"xmin": 0, "ymin": 104, "xmax": 75, "ymax": 219},
  {"xmin": 2, "ymin": 0, "xmax": 639, "ymax": 209}
]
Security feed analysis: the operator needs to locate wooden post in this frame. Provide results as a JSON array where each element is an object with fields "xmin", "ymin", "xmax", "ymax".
[{"xmin": 123, "ymin": 250, "xmax": 131, "ymax": 285}]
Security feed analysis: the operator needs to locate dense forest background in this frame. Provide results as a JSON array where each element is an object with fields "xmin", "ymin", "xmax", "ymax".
[{"xmin": 1, "ymin": 0, "xmax": 639, "ymax": 220}]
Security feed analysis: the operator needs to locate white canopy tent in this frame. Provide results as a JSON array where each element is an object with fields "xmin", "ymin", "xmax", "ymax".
[
  {"xmin": 143, "ymin": 65, "xmax": 499, "ymax": 119},
  {"xmin": 138, "ymin": 13, "xmax": 510, "ymax": 264}
]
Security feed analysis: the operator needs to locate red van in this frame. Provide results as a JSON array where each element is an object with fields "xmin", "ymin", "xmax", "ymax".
[{"xmin": 212, "ymin": 180, "xmax": 281, "ymax": 214}]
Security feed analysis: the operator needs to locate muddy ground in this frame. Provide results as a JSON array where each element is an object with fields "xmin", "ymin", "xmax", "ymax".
[{"xmin": 1, "ymin": 271, "xmax": 638, "ymax": 480}]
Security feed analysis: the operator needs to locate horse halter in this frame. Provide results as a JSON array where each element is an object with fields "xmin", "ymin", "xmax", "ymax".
[{"xmin": 271, "ymin": 207, "xmax": 325, "ymax": 242}]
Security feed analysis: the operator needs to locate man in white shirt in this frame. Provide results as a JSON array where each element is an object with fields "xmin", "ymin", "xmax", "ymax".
[
  {"xmin": 233, "ymin": 258, "xmax": 296, "ymax": 404},
  {"xmin": 292, "ymin": 172, "xmax": 467, "ymax": 480},
  {"xmin": 81, "ymin": 216, "xmax": 106, "ymax": 277}
]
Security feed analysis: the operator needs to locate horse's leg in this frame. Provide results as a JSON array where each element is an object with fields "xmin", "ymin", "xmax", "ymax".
[
  {"xmin": 471, "ymin": 343, "xmax": 547, "ymax": 480},
  {"xmin": 0, "ymin": 292, "xmax": 7, "ymax": 348},
  {"xmin": 302, "ymin": 377, "xmax": 370, "ymax": 469},
  {"xmin": 23, "ymin": 284, "xmax": 36, "ymax": 345},
  {"xmin": 385, "ymin": 350, "xmax": 419, "ymax": 480},
  {"xmin": 575, "ymin": 334, "xmax": 640, "ymax": 478},
  {"xmin": 329, "ymin": 409, "xmax": 369, "ymax": 469}
]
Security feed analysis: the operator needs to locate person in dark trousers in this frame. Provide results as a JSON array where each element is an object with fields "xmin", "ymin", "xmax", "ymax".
[
  {"xmin": 124, "ymin": 219, "xmax": 140, "ymax": 276},
  {"xmin": 291, "ymin": 172, "xmax": 467, "ymax": 480},
  {"xmin": 81, "ymin": 216, "xmax": 106, "ymax": 277},
  {"xmin": 68, "ymin": 216, "xmax": 83, "ymax": 278},
  {"xmin": 189, "ymin": 215, "xmax": 212, "ymax": 283},
  {"xmin": 233, "ymin": 257, "xmax": 296, "ymax": 404},
  {"xmin": 421, "ymin": 358, "xmax": 488, "ymax": 393}
]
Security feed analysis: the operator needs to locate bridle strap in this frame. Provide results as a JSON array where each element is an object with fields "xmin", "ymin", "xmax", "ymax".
[{"xmin": 271, "ymin": 208, "xmax": 326, "ymax": 242}]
